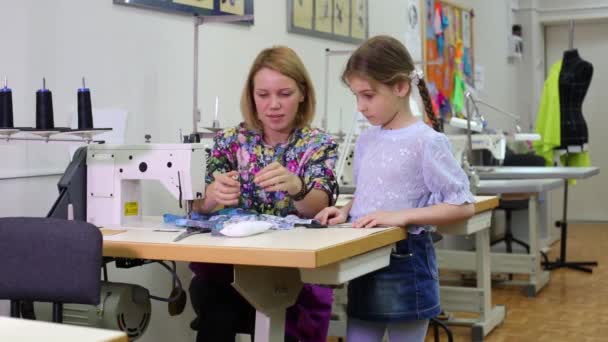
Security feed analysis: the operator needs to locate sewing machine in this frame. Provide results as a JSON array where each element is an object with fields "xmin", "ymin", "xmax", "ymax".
[
  {"xmin": 448, "ymin": 133, "xmax": 506, "ymax": 165},
  {"xmin": 336, "ymin": 142, "xmax": 355, "ymax": 187},
  {"xmin": 86, "ymin": 143, "xmax": 206, "ymax": 227}
]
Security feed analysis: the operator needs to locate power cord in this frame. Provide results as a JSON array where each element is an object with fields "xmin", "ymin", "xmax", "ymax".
[{"xmin": 149, "ymin": 260, "xmax": 184, "ymax": 302}]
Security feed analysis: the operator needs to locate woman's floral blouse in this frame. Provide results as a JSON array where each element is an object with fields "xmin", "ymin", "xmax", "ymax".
[{"xmin": 206, "ymin": 123, "xmax": 338, "ymax": 216}]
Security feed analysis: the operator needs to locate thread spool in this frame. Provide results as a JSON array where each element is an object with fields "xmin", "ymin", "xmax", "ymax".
[
  {"xmin": 77, "ymin": 77, "xmax": 93, "ymax": 129},
  {"xmin": 36, "ymin": 78, "xmax": 54, "ymax": 130},
  {"xmin": 0, "ymin": 78, "xmax": 13, "ymax": 128}
]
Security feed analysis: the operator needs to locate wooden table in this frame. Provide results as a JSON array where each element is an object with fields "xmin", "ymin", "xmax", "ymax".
[{"xmin": 102, "ymin": 196, "xmax": 498, "ymax": 342}]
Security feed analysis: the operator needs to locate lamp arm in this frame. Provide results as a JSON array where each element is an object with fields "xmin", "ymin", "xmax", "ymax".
[{"xmin": 474, "ymin": 98, "xmax": 523, "ymax": 132}]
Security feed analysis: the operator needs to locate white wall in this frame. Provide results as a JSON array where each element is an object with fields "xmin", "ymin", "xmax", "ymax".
[{"xmin": 8, "ymin": 0, "xmax": 588, "ymax": 340}]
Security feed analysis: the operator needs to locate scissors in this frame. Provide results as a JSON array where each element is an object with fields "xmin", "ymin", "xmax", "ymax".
[
  {"xmin": 296, "ymin": 219, "xmax": 328, "ymax": 229},
  {"xmin": 173, "ymin": 226, "xmax": 212, "ymax": 242}
]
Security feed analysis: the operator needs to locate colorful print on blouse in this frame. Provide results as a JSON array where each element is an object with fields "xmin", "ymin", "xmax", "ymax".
[{"xmin": 206, "ymin": 123, "xmax": 338, "ymax": 217}]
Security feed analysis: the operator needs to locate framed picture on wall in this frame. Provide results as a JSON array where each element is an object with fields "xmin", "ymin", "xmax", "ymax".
[
  {"xmin": 287, "ymin": 0, "xmax": 369, "ymax": 44},
  {"xmin": 292, "ymin": 0, "xmax": 314, "ymax": 30},
  {"xmin": 314, "ymin": 0, "xmax": 332, "ymax": 33},
  {"xmin": 350, "ymin": 0, "xmax": 367, "ymax": 39},
  {"xmin": 333, "ymin": 0, "xmax": 350, "ymax": 37},
  {"xmin": 113, "ymin": 0, "xmax": 254, "ymax": 23}
]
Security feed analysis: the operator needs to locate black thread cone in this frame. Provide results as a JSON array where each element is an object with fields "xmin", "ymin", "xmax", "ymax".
[
  {"xmin": 36, "ymin": 89, "xmax": 54, "ymax": 130},
  {"xmin": 0, "ymin": 89, "xmax": 14, "ymax": 128},
  {"xmin": 77, "ymin": 89, "xmax": 93, "ymax": 129}
]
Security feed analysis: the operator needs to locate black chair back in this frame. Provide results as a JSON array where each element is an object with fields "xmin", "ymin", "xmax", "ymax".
[{"xmin": 0, "ymin": 217, "xmax": 102, "ymax": 321}]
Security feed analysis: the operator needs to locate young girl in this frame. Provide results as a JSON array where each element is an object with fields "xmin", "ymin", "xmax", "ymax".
[{"xmin": 315, "ymin": 35, "xmax": 476, "ymax": 341}]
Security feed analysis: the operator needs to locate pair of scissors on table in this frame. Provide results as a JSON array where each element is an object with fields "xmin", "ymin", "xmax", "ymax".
[{"xmin": 172, "ymin": 221, "xmax": 214, "ymax": 242}]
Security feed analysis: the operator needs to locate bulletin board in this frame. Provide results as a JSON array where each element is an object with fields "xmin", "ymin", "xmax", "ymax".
[{"xmin": 422, "ymin": 0, "xmax": 474, "ymax": 121}]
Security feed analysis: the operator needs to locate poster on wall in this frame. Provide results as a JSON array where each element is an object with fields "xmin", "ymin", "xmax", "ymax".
[
  {"xmin": 314, "ymin": 0, "xmax": 332, "ymax": 33},
  {"xmin": 287, "ymin": 0, "xmax": 369, "ymax": 44},
  {"xmin": 113, "ymin": 0, "xmax": 254, "ymax": 22},
  {"xmin": 350, "ymin": 0, "xmax": 367, "ymax": 39},
  {"xmin": 404, "ymin": 0, "xmax": 422, "ymax": 62},
  {"xmin": 220, "ymin": 0, "xmax": 245, "ymax": 15},
  {"xmin": 333, "ymin": 0, "xmax": 350, "ymax": 36},
  {"xmin": 293, "ymin": 0, "xmax": 314, "ymax": 30}
]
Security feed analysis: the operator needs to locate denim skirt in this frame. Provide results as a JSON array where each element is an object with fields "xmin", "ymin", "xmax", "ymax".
[{"xmin": 347, "ymin": 231, "xmax": 441, "ymax": 322}]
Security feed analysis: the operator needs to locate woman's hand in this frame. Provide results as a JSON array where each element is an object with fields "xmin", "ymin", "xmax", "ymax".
[
  {"xmin": 315, "ymin": 206, "xmax": 348, "ymax": 225},
  {"xmin": 208, "ymin": 171, "xmax": 241, "ymax": 206},
  {"xmin": 352, "ymin": 210, "xmax": 408, "ymax": 228},
  {"xmin": 254, "ymin": 162, "xmax": 302, "ymax": 195}
]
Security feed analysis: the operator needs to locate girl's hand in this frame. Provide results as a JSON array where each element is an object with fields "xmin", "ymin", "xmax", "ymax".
[
  {"xmin": 208, "ymin": 171, "xmax": 241, "ymax": 206},
  {"xmin": 352, "ymin": 210, "xmax": 408, "ymax": 228},
  {"xmin": 315, "ymin": 206, "xmax": 348, "ymax": 225},
  {"xmin": 254, "ymin": 162, "xmax": 301, "ymax": 195}
]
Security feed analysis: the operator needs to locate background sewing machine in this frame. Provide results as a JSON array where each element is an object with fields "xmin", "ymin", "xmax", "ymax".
[
  {"xmin": 448, "ymin": 133, "xmax": 506, "ymax": 166},
  {"xmin": 446, "ymin": 91, "xmax": 541, "ymax": 167}
]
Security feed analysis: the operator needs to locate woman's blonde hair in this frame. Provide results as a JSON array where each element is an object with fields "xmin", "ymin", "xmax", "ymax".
[{"xmin": 241, "ymin": 46, "xmax": 316, "ymax": 131}]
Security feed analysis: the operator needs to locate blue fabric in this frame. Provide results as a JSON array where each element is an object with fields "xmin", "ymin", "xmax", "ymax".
[
  {"xmin": 347, "ymin": 232, "xmax": 440, "ymax": 321},
  {"xmin": 164, "ymin": 208, "xmax": 313, "ymax": 235},
  {"xmin": 441, "ymin": 9, "xmax": 449, "ymax": 29},
  {"xmin": 163, "ymin": 212, "xmax": 206, "ymax": 223}
]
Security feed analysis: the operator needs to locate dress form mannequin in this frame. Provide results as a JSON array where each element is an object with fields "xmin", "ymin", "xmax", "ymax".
[
  {"xmin": 558, "ymin": 49, "xmax": 593, "ymax": 148},
  {"xmin": 544, "ymin": 47, "xmax": 598, "ymax": 275}
]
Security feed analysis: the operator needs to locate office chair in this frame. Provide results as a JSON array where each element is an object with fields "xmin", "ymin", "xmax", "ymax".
[
  {"xmin": 490, "ymin": 152, "xmax": 546, "ymax": 254},
  {"xmin": 0, "ymin": 217, "xmax": 102, "ymax": 322}
]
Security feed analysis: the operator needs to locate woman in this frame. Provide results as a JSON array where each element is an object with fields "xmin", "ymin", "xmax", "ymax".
[{"xmin": 189, "ymin": 46, "xmax": 338, "ymax": 342}]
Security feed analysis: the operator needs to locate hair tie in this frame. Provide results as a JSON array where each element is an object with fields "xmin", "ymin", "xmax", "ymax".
[{"xmin": 409, "ymin": 69, "xmax": 424, "ymax": 86}]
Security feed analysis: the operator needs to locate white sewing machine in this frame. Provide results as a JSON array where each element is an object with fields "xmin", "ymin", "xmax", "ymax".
[
  {"xmin": 448, "ymin": 133, "xmax": 506, "ymax": 165},
  {"xmin": 86, "ymin": 143, "xmax": 206, "ymax": 226}
]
